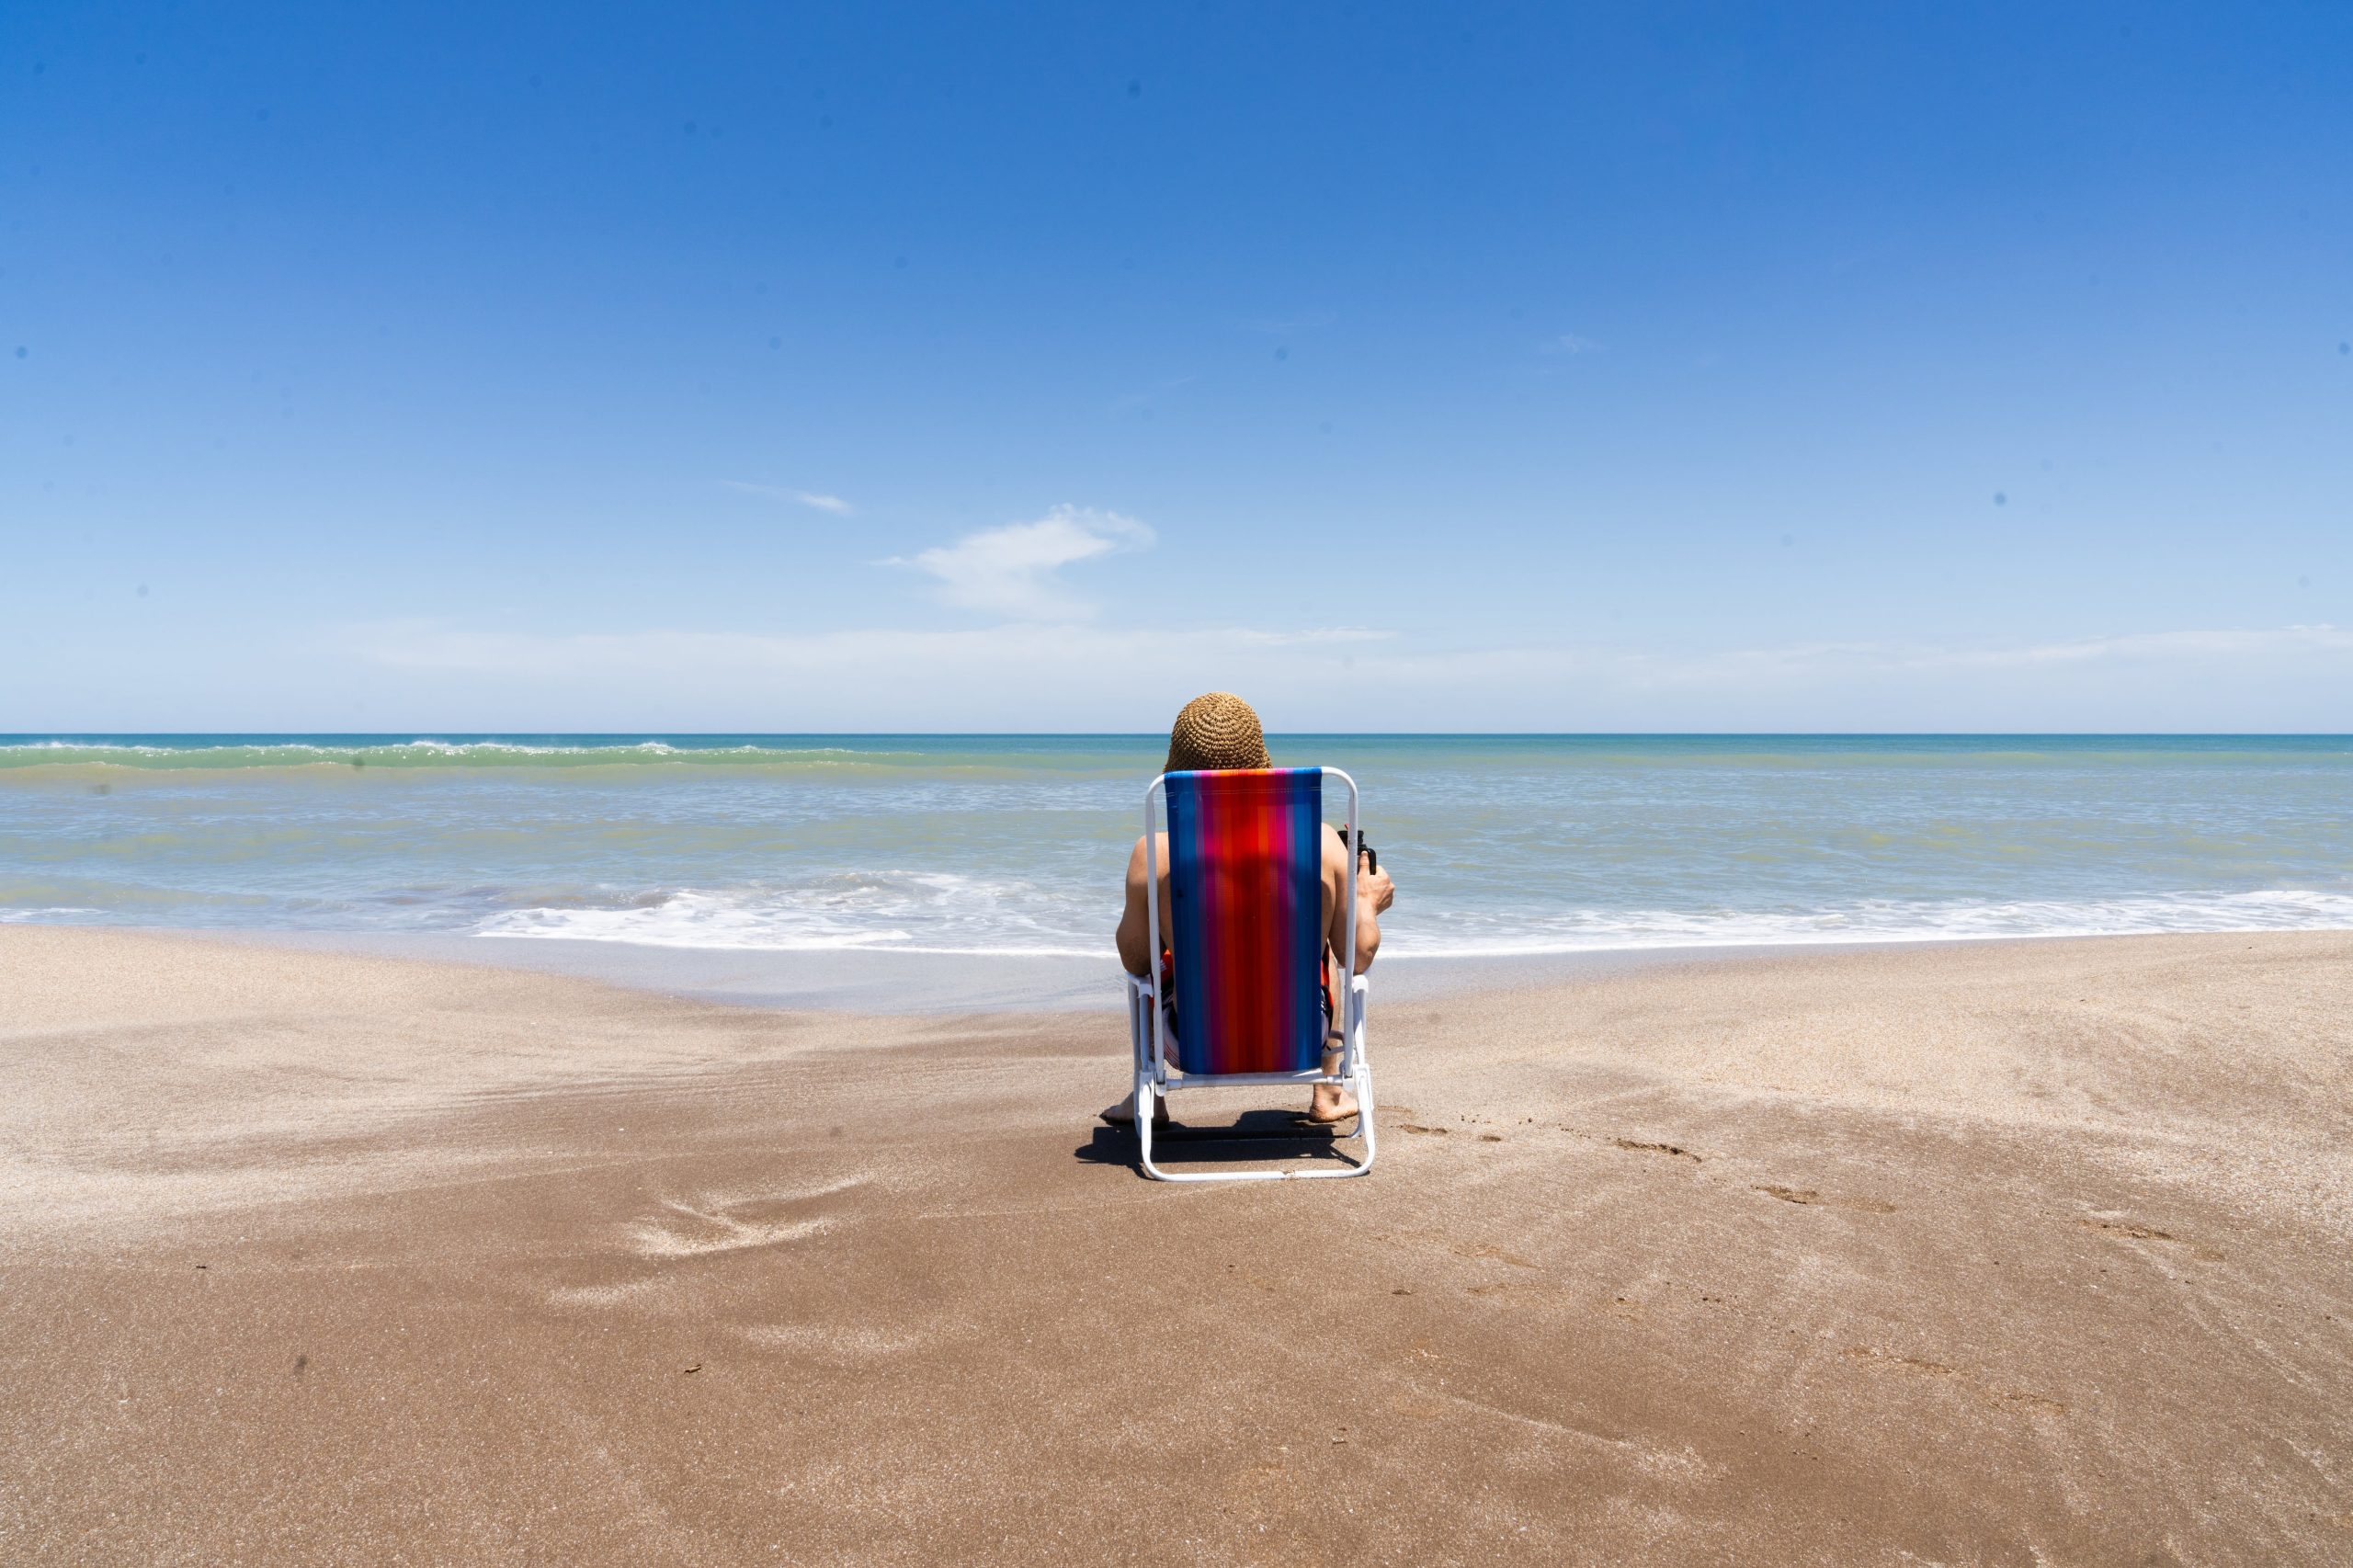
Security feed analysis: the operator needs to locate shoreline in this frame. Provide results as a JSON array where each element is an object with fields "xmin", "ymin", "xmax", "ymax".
[
  {"xmin": 11, "ymin": 731, "xmax": 2350, "ymax": 997},
  {"xmin": 4, "ymin": 924, "xmax": 2348, "ymax": 1562},
  {"xmin": 22, "ymin": 914, "xmax": 2353, "ymax": 1014},
  {"xmin": 199, "ymin": 926, "xmax": 1759, "ymax": 1013}
]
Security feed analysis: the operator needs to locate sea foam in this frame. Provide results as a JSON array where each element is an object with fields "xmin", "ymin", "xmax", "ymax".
[
  {"xmin": 467, "ymin": 885, "xmax": 2353, "ymax": 959},
  {"xmin": 6, "ymin": 733, "xmax": 2350, "ymax": 959}
]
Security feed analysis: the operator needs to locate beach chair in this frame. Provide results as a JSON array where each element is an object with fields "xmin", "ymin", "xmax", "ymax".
[{"xmin": 1123, "ymin": 767, "xmax": 1376, "ymax": 1182}]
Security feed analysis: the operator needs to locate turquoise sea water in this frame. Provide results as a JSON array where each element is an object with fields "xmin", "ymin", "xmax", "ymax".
[{"xmin": 3, "ymin": 734, "xmax": 2350, "ymax": 958}]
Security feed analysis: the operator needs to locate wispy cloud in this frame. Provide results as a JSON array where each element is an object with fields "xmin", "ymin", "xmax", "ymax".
[
  {"xmin": 329, "ymin": 619, "xmax": 2353, "ymax": 731},
  {"xmin": 1545, "ymin": 333, "xmax": 1603, "ymax": 355},
  {"xmin": 347, "ymin": 620, "xmax": 2353, "ymax": 687},
  {"xmin": 1679, "ymin": 624, "xmax": 2353, "ymax": 676},
  {"xmin": 1232, "ymin": 626, "xmax": 1395, "ymax": 646},
  {"xmin": 336, "ymin": 616, "xmax": 1393, "ymax": 727},
  {"xmin": 721, "ymin": 481, "xmax": 854, "ymax": 516},
  {"xmin": 354, "ymin": 619, "xmax": 1372, "ymax": 677},
  {"xmin": 1933, "ymin": 624, "xmax": 2353, "ymax": 668},
  {"xmin": 892, "ymin": 506, "xmax": 1154, "ymax": 620}
]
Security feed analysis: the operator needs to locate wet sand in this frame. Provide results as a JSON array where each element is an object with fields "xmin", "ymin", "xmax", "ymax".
[{"xmin": 2, "ymin": 925, "xmax": 2348, "ymax": 1564}]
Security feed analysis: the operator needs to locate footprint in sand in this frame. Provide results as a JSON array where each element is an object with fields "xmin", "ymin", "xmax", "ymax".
[
  {"xmin": 2081, "ymin": 1217, "xmax": 2173, "ymax": 1240},
  {"xmin": 1846, "ymin": 1346, "xmax": 2068, "ymax": 1418},
  {"xmin": 2075, "ymin": 1216, "xmax": 2223, "ymax": 1261},
  {"xmin": 1844, "ymin": 1345, "xmax": 1959, "ymax": 1379},
  {"xmin": 542, "ymin": 1176, "xmax": 871, "ymax": 1317},
  {"xmin": 621, "ymin": 1174, "xmax": 870, "ymax": 1261},
  {"xmin": 1613, "ymin": 1139, "xmax": 1701, "ymax": 1163},
  {"xmin": 1754, "ymin": 1184, "xmax": 1896, "ymax": 1214}
]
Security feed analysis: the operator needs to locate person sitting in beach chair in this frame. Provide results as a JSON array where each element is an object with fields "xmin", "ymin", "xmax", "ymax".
[{"xmin": 1101, "ymin": 692, "xmax": 1395, "ymax": 1146}]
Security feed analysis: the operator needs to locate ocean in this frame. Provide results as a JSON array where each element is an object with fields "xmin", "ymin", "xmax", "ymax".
[{"xmin": 6, "ymin": 735, "xmax": 2351, "ymax": 968}]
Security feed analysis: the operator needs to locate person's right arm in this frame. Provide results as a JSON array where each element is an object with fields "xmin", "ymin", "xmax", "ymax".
[{"xmin": 1324, "ymin": 839, "xmax": 1395, "ymax": 974}]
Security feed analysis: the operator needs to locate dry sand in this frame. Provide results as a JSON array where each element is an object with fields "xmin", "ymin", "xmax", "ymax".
[{"xmin": 2, "ymin": 925, "xmax": 2348, "ymax": 1565}]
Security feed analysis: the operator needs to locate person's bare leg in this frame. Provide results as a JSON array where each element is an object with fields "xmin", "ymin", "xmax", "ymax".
[
  {"xmin": 1307, "ymin": 1040, "xmax": 1358, "ymax": 1122},
  {"xmin": 1100, "ymin": 1086, "xmax": 1171, "ymax": 1126},
  {"xmin": 1306, "ymin": 919, "xmax": 1358, "ymax": 1123}
]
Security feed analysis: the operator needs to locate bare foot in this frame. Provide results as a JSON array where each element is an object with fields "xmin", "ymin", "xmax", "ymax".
[
  {"xmin": 1099, "ymin": 1091, "xmax": 1171, "ymax": 1128},
  {"xmin": 1305, "ymin": 1082, "xmax": 1359, "ymax": 1124}
]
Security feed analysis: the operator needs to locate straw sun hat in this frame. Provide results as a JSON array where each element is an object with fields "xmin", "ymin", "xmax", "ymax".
[{"xmin": 1165, "ymin": 691, "xmax": 1273, "ymax": 773}]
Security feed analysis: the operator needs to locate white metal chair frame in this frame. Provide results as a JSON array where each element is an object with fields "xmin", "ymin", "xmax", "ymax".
[{"xmin": 1122, "ymin": 767, "xmax": 1376, "ymax": 1182}]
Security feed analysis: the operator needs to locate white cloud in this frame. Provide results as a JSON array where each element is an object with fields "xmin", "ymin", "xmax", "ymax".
[
  {"xmin": 895, "ymin": 506, "xmax": 1154, "ymax": 620},
  {"xmin": 1232, "ymin": 626, "xmax": 1395, "ymax": 646},
  {"xmin": 1546, "ymin": 334, "xmax": 1603, "ymax": 355},
  {"xmin": 722, "ymin": 481, "xmax": 854, "ymax": 516},
  {"xmin": 1652, "ymin": 624, "xmax": 2353, "ymax": 677},
  {"xmin": 319, "ymin": 619, "xmax": 2353, "ymax": 733},
  {"xmin": 1908, "ymin": 624, "xmax": 2353, "ymax": 670},
  {"xmin": 336, "ymin": 616, "xmax": 1380, "ymax": 729}
]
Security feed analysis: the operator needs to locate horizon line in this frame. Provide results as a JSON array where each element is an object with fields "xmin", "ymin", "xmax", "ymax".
[{"xmin": 8, "ymin": 732, "xmax": 2353, "ymax": 743}]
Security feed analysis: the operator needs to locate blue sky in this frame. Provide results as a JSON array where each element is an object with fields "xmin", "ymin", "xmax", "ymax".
[{"xmin": 4, "ymin": 1, "xmax": 2348, "ymax": 731}]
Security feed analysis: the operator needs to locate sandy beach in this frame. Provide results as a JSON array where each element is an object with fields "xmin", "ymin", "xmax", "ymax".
[{"xmin": 2, "ymin": 926, "xmax": 2347, "ymax": 1564}]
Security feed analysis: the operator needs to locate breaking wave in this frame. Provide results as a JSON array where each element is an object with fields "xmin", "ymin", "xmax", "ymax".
[
  {"xmin": 469, "ymin": 884, "xmax": 2353, "ymax": 958},
  {"xmin": 0, "ymin": 735, "xmax": 1153, "ymax": 777}
]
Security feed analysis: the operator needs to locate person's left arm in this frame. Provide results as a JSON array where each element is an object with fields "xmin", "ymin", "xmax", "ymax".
[{"xmin": 1114, "ymin": 835, "xmax": 1155, "ymax": 976}]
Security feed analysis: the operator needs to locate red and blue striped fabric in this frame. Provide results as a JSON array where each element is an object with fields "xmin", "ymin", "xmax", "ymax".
[{"xmin": 1164, "ymin": 767, "xmax": 1326, "ymax": 1075}]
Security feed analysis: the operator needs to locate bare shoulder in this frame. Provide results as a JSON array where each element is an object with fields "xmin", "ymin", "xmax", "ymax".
[{"xmin": 1126, "ymin": 833, "xmax": 1166, "ymax": 881}]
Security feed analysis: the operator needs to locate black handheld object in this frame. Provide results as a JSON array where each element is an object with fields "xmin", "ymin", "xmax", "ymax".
[{"xmin": 1333, "ymin": 824, "xmax": 1377, "ymax": 875}]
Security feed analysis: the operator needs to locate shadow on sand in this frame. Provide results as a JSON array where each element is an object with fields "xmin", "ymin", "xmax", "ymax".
[{"xmin": 1074, "ymin": 1108, "xmax": 1363, "ymax": 1179}]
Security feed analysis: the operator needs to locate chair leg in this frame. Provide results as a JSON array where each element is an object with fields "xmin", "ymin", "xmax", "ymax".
[
  {"xmin": 1134, "ymin": 1072, "xmax": 1168, "ymax": 1180},
  {"xmin": 1122, "ymin": 972, "xmax": 1377, "ymax": 1182},
  {"xmin": 1342, "ymin": 980, "xmax": 1374, "ymax": 1173}
]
